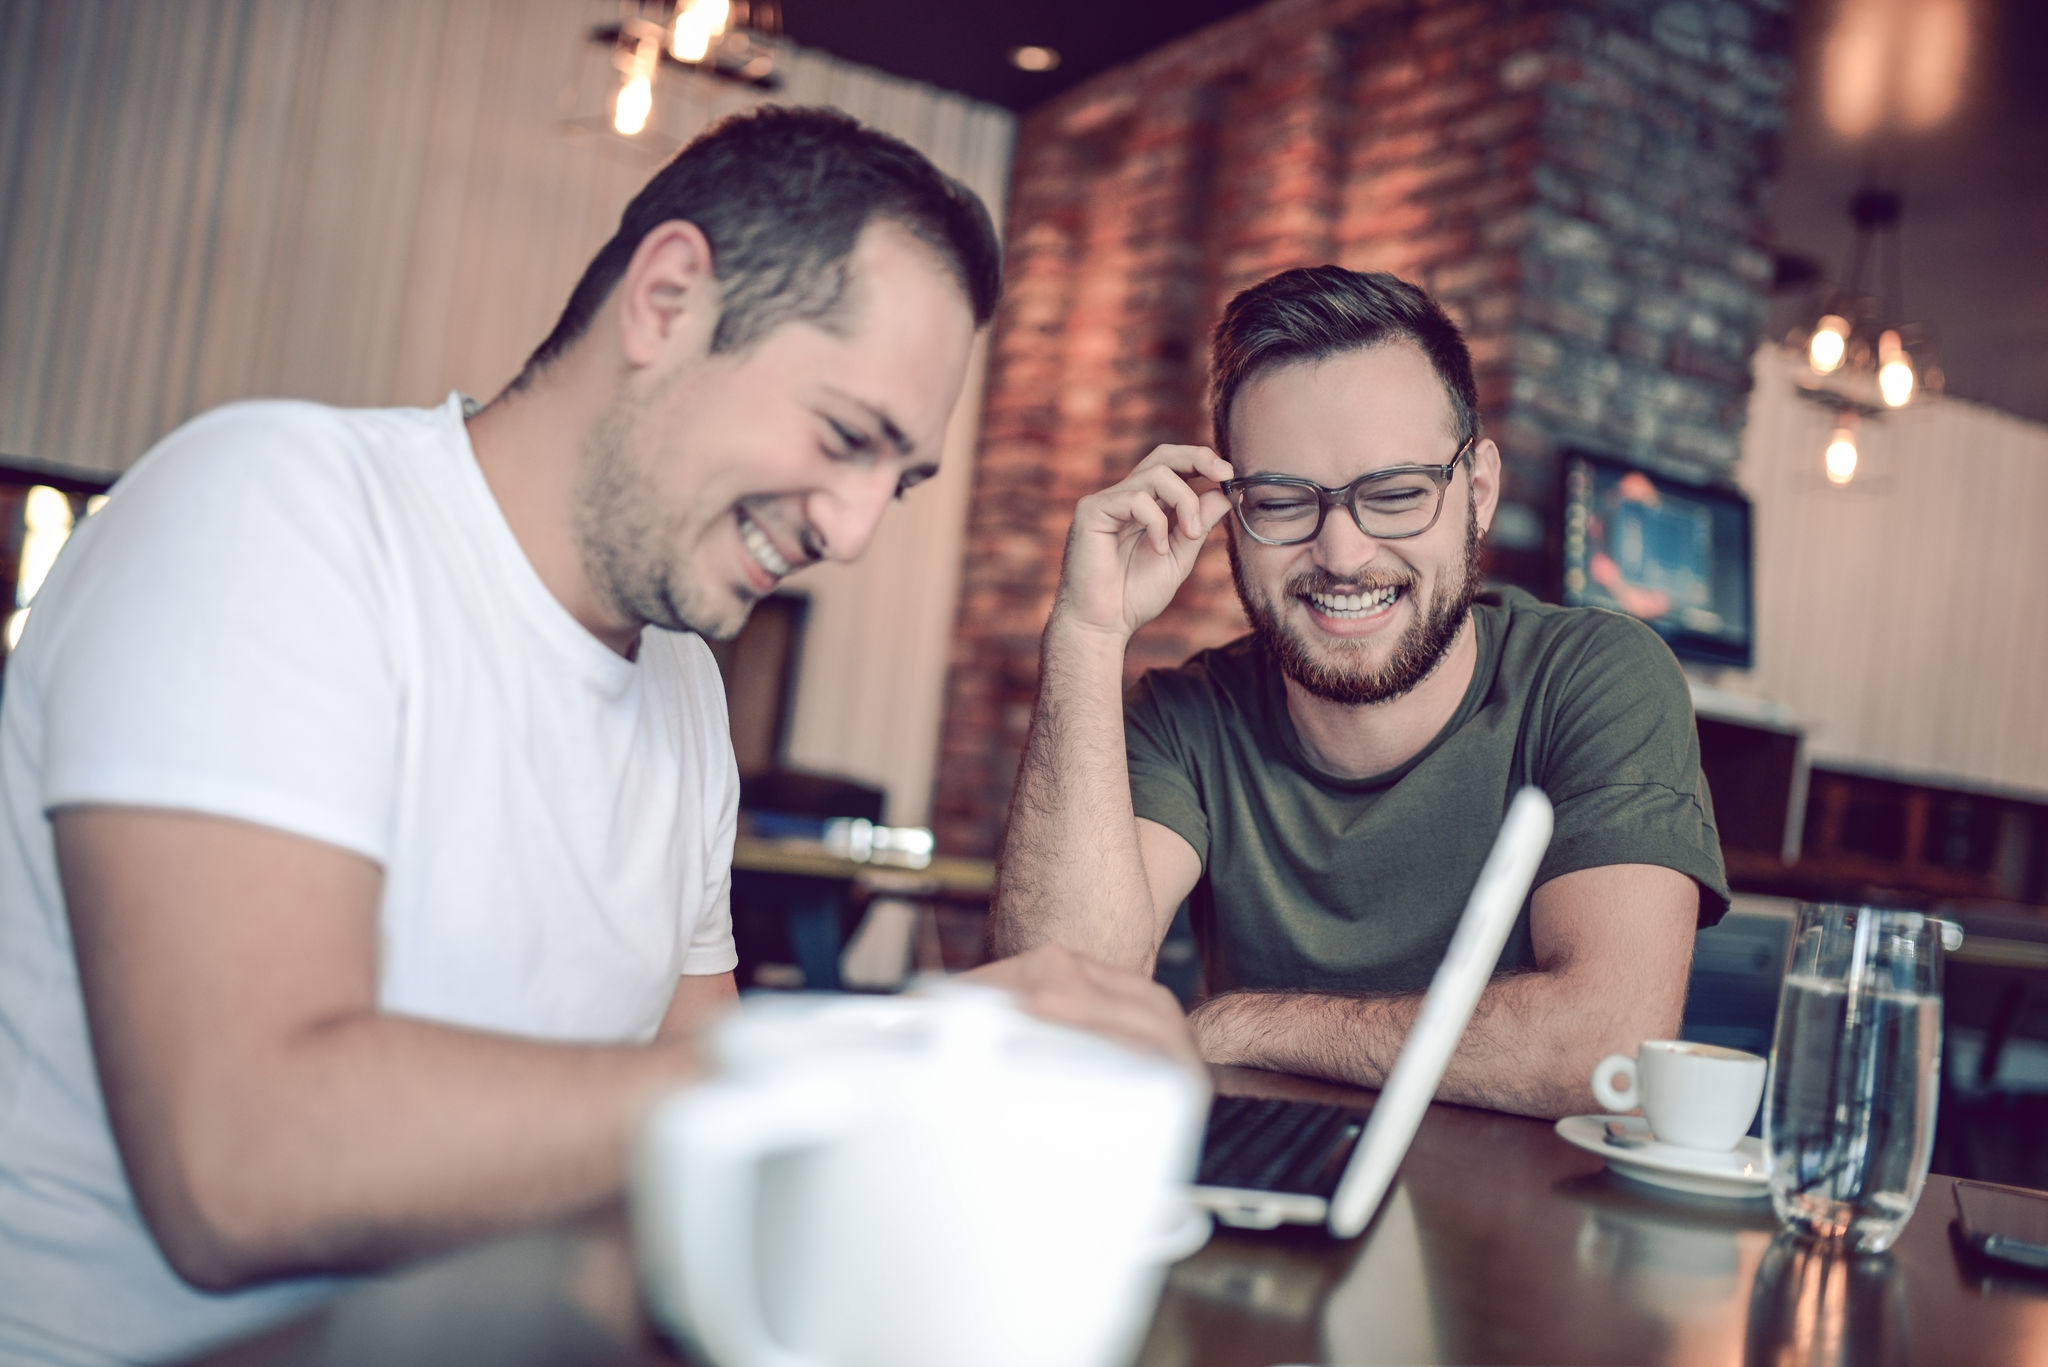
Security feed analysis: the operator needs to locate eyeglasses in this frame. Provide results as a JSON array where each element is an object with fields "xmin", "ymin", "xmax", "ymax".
[{"xmin": 1220, "ymin": 437, "xmax": 1475, "ymax": 546}]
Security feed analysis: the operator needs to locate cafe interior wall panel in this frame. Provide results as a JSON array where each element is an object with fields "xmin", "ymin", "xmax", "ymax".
[
  {"xmin": 0, "ymin": 0, "xmax": 1014, "ymax": 827},
  {"xmin": 1731, "ymin": 348, "xmax": 2048, "ymax": 799},
  {"xmin": 932, "ymin": 0, "xmax": 1792, "ymax": 857}
]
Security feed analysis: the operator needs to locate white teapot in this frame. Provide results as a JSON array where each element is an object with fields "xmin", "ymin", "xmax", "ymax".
[{"xmin": 632, "ymin": 986, "xmax": 1210, "ymax": 1367}]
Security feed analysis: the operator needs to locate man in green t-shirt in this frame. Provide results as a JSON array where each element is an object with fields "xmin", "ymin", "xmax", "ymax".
[{"xmin": 991, "ymin": 266, "xmax": 1729, "ymax": 1120}]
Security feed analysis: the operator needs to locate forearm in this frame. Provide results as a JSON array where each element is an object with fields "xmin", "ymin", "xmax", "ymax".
[
  {"xmin": 990, "ymin": 619, "xmax": 1159, "ymax": 971},
  {"xmin": 138, "ymin": 1014, "xmax": 701, "ymax": 1288},
  {"xmin": 1190, "ymin": 969, "xmax": 1682, "ymax": 1120}
]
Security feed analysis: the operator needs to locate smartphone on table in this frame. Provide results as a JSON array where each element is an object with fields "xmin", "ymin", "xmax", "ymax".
[{"xmin": 1954, "ymin": 1179, "xmax": 2048, "ymax": 1274}]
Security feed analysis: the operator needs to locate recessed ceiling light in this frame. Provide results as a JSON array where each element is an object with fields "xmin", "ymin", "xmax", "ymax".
[{"xmin": 1008, "ymin": 45, "xmax": 1061, "ymax": 73}]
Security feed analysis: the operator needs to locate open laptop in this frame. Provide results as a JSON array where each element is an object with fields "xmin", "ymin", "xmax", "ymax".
[{"xmin": 1190, "ymin": 786, "xmax": 1555, "ymax": 1237}]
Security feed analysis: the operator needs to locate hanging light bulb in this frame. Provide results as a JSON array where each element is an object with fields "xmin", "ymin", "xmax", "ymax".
[
  {"xmin": 613, "ymin": 71, "xmax": 653, "ymax": 134},
  {"xmin": 1824, "ymin": 422, "xmax": 1860, "ymax": 485},
  {"xmin": 671, "ymin": 0, "xmax": 732, "ymax": 62},
  {"xmin": 612, "ymin": 37, "xmax": 659, "ymax": 136},
  {"xmin": 1876, "ymin": 328, "xmax": 1915, "ymax": 407},
  {"xmin": 1807, "ymin": 314, "xmax": 1851, "ymax": 374},
  {"xmin": 562, "ymin": 0, "xmax": 783, "ymax": 145},
  {"xmin": 1877, "ymin": 355, "xmax": 1914, "ymax": 407}
]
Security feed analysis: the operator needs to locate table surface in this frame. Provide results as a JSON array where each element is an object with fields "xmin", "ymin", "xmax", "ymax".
[
  {"xmin": 730, "ymin": 835, "xmax": 995, "ymax": 897},
  {"xmin": 186, "ymin": 1067, "xmax": 2048, "ymax": 1367}
]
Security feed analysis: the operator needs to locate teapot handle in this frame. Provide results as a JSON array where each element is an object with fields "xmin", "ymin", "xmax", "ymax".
[{"xmin": 638, "ymin": 1075, "xmax": 864, "ymax": 1367}]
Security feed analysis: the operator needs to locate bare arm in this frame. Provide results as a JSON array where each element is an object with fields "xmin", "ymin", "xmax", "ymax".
[
  {"xmin": 990, "ymin": 444, "xmax": 1232, "ymax": 972},
  {"xmin": 57, "ymin": 807, "xmax": 706, "ymax": 1292},
  {"xmin": 657, "ymin": 970, "xmax": 738, "ymax": 1041},
  {"xmin": 1186, "ymin": 863, "xmax": 1698, "ymax": 1119}
]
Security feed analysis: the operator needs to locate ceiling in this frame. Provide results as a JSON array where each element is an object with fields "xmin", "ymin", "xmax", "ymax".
[
  {"xmin": 780, "ymin": 0, "xmax": 2048, "ymax": 426},
  {"xmin": 778, "ymin": 1, "xmax": 1265, "ymax": 112}
]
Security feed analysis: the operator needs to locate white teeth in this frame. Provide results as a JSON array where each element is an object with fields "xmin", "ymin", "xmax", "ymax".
[
  {"xmin": 738, "ymin": 511, "xmax": 791, "ymax": 578},
  {"xmin": 1307, "ymin": 586, "xmax": 1399, "ymax": 616}
]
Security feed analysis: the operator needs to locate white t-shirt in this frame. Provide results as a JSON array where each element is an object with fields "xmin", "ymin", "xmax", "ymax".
[{"xmin": 0, "ymin": 394, "xmax": 739, "ymax": 1365}]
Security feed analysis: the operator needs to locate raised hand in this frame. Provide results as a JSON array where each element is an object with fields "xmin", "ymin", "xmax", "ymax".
[
  {"xmin": 991, "ymin": 445, "xmax": 1234, "ymax": 975},
  {"xmin": 1052, "ymin": 444, "xmax": 1235, "ymax": 642}
]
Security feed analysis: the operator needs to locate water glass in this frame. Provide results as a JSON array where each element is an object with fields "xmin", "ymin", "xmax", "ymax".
[{"xmin": 1763, "ymin": 904, "xmax": 1945, "ymax": 1253}]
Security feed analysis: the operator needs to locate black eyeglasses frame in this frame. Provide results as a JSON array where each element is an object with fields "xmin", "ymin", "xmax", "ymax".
[{"xmin": 1219, "ymin": 437, "xmax": 1477, "ymax": 546}]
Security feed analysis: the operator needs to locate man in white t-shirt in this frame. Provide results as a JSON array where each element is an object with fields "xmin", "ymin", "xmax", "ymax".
[{"xmin": 0, "ymin": 107, "xmax": 1191, "ymax": 1365}]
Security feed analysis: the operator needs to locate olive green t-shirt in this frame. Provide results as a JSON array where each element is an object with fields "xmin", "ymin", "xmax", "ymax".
[{"xmin": 1125, "ymin": 588, "xmax": 1729, "ymax": 996}]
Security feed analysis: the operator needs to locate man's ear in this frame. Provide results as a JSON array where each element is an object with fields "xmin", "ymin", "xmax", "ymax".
[
  {"xmin": 615, "ymin": 220, "xmax": 720, "ymax": 369},
  {"xmin": 1468, "ymin": 437, "xmax": 1503, "ymax": 537}
]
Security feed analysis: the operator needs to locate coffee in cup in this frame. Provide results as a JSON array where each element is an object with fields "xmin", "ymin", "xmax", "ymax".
[{"xmin": 1591, "ymin": 1040, "xmax": 1765, "ymax": 1152}]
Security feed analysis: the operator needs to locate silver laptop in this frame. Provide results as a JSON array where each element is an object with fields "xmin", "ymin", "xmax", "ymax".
[{"xmin": 1190, "ymin": 785, "xmax": 1555, "ymax": 1238}]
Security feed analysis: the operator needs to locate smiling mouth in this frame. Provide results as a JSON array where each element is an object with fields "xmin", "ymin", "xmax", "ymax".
[
  {"xmin": 1303, "ymin": 584, "xmax": 1403, "ymax": 619},
  {"xmin": 737, "ymin": 508, "xmax": 793, "ymax": 580}
]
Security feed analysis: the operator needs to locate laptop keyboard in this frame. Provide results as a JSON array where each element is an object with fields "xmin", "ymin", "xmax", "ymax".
[{"xmin": 1196, "ymin": 1095, "xmax": 1368, "ymax": 1198}]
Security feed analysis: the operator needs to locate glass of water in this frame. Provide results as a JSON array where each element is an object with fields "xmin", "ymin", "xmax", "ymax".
[{"xmin": 1763, "ymin": 904, "xmax": 1946, "ymax": 1253}]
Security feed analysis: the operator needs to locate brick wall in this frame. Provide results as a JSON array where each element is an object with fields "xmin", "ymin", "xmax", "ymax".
[{"xmin": 933, "ymin": 0, "xmax": 1793, "ymax": 858}]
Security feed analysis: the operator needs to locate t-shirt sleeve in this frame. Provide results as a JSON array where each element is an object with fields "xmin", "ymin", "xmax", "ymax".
[
  {"xmin": 675, "ymin": 635, "xmax": 740, "ymax": 977},
  {"xmin": 684, "ymin": 860, "xmax": 738, "ymax": 976},
  {"xmin": 30, "ymin": 404, "xmax": 401, "ymax": 863},
  {"xmin": 1125, "ymin": 670, "xmax": 1210, "ymax": 868},
  {"xmin": 1535, "ymin": 613, "xmax": 1731, "ymax": 926}
]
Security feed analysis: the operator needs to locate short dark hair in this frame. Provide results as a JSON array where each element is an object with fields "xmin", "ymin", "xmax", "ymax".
[
  {"xmin": 1208, "ymin": 266, "xmax": 1480, "ymax": 459},
  {"xmin": 515, "ymin": 106, "xmax": 1001, "ymax": 383}
]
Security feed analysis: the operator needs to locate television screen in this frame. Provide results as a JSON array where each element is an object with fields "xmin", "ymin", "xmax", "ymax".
[{"xmin": 1560, "ymin": 449, "xmax": 1753, "ymax": 668}]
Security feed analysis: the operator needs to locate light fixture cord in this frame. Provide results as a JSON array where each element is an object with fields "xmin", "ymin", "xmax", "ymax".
[
  {"xmin": 1843, "ymin": 221, "xmax": 1873, "ymax": 309},
  {"xmin": 1885, "ymin": 214, "xmax": 1906, "ymax": 326}
]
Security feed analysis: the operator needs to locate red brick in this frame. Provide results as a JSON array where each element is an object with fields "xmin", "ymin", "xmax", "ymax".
[{"xmin": 930, "ymin": 0, "xmax": 1790, "ymax": 858}]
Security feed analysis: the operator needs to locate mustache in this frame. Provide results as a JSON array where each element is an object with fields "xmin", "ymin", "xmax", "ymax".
[{"xmin": 1285, "ymin": 567, "xmax": 1415, "ymax": 597}]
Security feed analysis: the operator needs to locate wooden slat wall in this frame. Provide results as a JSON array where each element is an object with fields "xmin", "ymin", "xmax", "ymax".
[
  {"xmin": 0, "ymin": 0, "xmax": 1014, "ymax": 826},
  {"xmin": 1729, "ymin": 347, "xmax": 2048, "ymax": 797}
]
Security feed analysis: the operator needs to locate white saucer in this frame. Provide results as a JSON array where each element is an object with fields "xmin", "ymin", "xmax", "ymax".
[{"xmin": 1555, "ymin": 1115, "xmax": 1770, "ymax": 1200}]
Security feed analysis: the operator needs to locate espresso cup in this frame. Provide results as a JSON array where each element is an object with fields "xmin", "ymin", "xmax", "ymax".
[{"xmin": 1591, "ymin": 1040, "xmax": 1766, "ymax": 1152}]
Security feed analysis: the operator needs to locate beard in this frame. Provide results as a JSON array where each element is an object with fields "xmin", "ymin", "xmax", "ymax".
[
  {"xmin": 572, "ymin": 376, "xmax": 737, "ymax": 641},
  {"xmin": 1229, "ymin": 499, "xmax": 1485, "ymax": 706}
]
